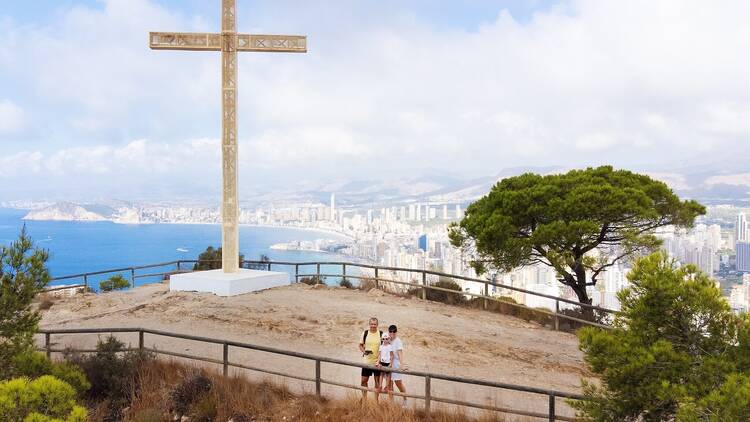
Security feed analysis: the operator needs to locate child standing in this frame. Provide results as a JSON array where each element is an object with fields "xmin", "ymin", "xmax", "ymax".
[{"xmin": 376, "ymin": 333, "xmax": 394, "ymax": 395}]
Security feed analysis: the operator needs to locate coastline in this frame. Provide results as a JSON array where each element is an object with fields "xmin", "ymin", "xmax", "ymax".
[{"xmin": 20, "ymin": 213, "xmax": 353, "ymax": 241}]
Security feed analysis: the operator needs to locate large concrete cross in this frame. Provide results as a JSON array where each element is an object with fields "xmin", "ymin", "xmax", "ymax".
[{"xmin": 149, "ymin": 0, "xmax": 306, "ymax": 273}]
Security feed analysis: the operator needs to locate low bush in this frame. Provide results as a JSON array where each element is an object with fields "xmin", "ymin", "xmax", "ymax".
[
  {"xmin": 36, "ymin": 294, "xmax": 55, "ymax": 311},
  {"xmin": 66, "ymin": 336, "xmax": 153, "ymax": 421},
  {"xmin": 300, "ymin": 276, "xmax": 324, "ymax": 285},
  {"xmin": 170, "ymin": 372, "xmax": 212, "ymax": 415},
  {"xmin": 339, "ymin": 278, "xmax": 353, "ymax": 289},
  {"xmin": 11, "ymin": 352, "xmax": 90, "ymax": 396},
  {"xmin": 358, "ymin": 277, "xmax": 378, "ymax": 291},
  {"xmin": 0, "ymin": 375, "xmax": 87, "ymax": 422},
  {"xmin": 98, "ymin": 274, "xmax": 130, "ymax": 292},
  {"xmin": 425, "ymin": 279, "xmax": 464, "ymax": 305}
]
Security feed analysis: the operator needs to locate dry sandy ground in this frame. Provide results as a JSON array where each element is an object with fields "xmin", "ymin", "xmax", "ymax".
[{"xmin": 39, "ymin": 283, "xmax": 592, "ymax": 420}]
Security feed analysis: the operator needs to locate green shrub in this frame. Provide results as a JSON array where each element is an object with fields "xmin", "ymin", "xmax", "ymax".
[
  {"xmin": 339, "ymin": 279, "xmax": 353, "ymax": 289},
  {"xmin": 99, "ymin": 274, "xmax": 130, "ymax": 292},
  {"xmin": 0, "ymin": 375, "xmax": 87, "ymax": 421},
  {"xmin": 426, "ymin": 279, "xmax": 463, "ymax": 305},
  {"xmin": 66, "ymin": 336, "xmax": 153, "ymax": 420},
  {"xmin": 11, "ymin": 352, "xmax": 90, "ymax": 396}
]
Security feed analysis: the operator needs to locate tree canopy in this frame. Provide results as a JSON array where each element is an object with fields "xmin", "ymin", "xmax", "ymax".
[
  {"xmin": 193, "ymin": 246, "xmax": 244, "ymax": 271},
  {"xmin": 572, "ymin": 252, "xmax": 750, "ymax": 421},
  {"xmin": 449, "ymin": 166, "xmax": 705, "ymax": 304}
]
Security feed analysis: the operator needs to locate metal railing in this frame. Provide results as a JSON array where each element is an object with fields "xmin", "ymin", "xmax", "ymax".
[
  {"xmin": 38, "ymin": 327, "xmax": 583, "ymax": 421},
  {"xmin": 46, "ymin": 259, "xmax": 617, "ymax": 331}
]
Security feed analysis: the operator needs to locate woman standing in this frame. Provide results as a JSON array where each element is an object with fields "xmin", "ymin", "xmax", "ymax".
[{"xmin": 387, "ymin": 324, "xmax": 408, "ymax": 404}]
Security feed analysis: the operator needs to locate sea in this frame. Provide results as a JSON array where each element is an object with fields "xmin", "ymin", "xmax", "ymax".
[{"xmin": 0, "ymin": 208, "xmax": 355, "ymax": 290}]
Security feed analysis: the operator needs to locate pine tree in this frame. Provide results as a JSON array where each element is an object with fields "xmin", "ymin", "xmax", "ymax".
[
  {"xmin": 0, "ymin": 227, "xmax": 50, "ymax": 378},
  {"xmin": 572, "ymin": 252, "xmax": 750, "ymax": 421}
]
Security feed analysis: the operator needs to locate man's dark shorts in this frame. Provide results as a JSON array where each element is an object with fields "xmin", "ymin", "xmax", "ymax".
[{"xmin": 361, "ymin": 367, "xmax": 381, "ymax": 377}]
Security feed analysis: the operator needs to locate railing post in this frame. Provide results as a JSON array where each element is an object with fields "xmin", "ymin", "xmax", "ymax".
[
  {"xmin": 83, "ymin": 274, "xmax": 88, "ymax": 290},
  {"xmin": 130, "ymin": 268, "xmax": 136, "ymax": 288},
  {"xmin": 548, "ymin": 394, "xmax": 555, "ymax": 422},
  {"xmin": 45, "ymin": 333, "xmax": 51, "ymax": 359},
  {"xmin": 176, "ymin": 261, "xmax": 181, "ymax": 272},
  {"xmin": 267, "ymin": 262, "xmax": 272, "ymax": 271},
  {"xmin": 374, "ymin": 267, "xmax": 379, "ymax": 289},
  {"xmin": 222, "ymin": 342, "xmax": 229, "ymax": 376},
  {"xmin": 483, "ymin": 281, "xmax": 489, "ymax": 310},
  {"xmin": 554, "ymin": 300, "xmax": 560, "ymax": 331},
  {"xmin": 295, "ymin": 264, "xmax": 299, "ymax": 282},
  {"xmin": 424, "ymin": 375, "xmax": 431, "ymax": 418},
  {"xmin": 138, "ymin": 330, "xmax": 144, "ymax": 350},
  {"xmin": 422, "ymin": 271, "xmax": 427, "ymax": 300},
  {"xmin": 342, "ymin": 264, "xmax": 347, "ymax": 285},
  {"xmin": 315, "ymin": 359, "xmax": 321, "ymax": 397},
  {"xmin": 316, "ymin": 263, "xmax": 321, "ymax": 283}
]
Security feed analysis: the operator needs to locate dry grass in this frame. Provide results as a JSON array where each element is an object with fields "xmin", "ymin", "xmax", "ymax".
[{"xmin": 117, "ymin": 359, "xmax": 511, "ymax": 422}]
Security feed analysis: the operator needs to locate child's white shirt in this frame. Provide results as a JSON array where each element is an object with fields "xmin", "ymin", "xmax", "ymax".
[{"xmin": 379, "ymin": 343, "xmax": 393, "ymax": 364}]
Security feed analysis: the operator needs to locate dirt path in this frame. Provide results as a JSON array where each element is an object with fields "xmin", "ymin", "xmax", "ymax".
[{"xmin": 40, "ymin": 283, "xmax": 591, "ymax": 420}]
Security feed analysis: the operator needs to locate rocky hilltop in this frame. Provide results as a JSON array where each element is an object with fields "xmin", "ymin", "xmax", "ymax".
[
  {"xmin": 23, "ymin": 202, "xmax": 107, "ymax": 222},
  {"xmin": 22, "ymin": 201, "xmax": 142, "ymax": 224}
]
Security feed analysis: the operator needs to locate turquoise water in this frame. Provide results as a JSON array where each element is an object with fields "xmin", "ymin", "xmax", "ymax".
[{"xmin": 0, "ymin": 208, "xmax": 354, "ymax": 289}]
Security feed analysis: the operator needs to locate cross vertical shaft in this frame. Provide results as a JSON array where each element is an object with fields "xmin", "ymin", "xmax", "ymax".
[
  {"xmin": 149, "ymin": 1, "xmax": 306, "ymax": 275},
  {"xmin": 221, "ymin": 0, "xmax": 239, "ymax": 273}
]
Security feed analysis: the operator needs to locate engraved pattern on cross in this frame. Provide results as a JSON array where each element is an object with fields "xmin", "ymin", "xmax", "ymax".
[{"xmin": 149, "ymin": 0, "xmax": 307, "ymax": 273}]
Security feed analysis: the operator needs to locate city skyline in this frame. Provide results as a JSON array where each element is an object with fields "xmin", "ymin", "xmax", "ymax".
[{"xmin": 2, "ymin": 1, "xmax": 750, "ymax": 200}]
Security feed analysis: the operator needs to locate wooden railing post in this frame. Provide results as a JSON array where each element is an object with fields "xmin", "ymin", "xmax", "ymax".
[
  {"xmin": 374, "ymin": 267, "xmax": 379, "ymax": 289},
  {"xmin": 483, "ymin": 282, "xmax": 489, "ymax": 310},
  {"xmin": 138, "ymin": 330, "xmax": 144, "ymax": 350},
  {"xmin": 424, "ymin": 375, "xmax": 431, "ymax": 418},
  {"xmin": 549, "ymin": 394, "xmax": 555, "ymax": 422},
  {"xmin": 342, "ymin": 264, "xmax": 347, "ymax": 284},
  {"xmin": 222, "ymin": 343, "xmax": 229, "ymax": 376},
  {"xmin": 554, "ymin": 300, "xmax": 560, "ymax": 331},
  {"xmin": 315, "ymin": 359, "xmax": 321, "ymax": 397},
  {"xmin": 176, "ymin": 261, "xmax": 181, "ymax": 271},
  {"xmin": 422, "ymin": 271, "xmax": 427, "ymax": 300},
  {"xmin": 83, "ymin": 274, "xmax": 88, "ymax": 290},
  {"xmin": 316, "ymin": 263, "xmax": 321, "ymax": 282},
  {"xmin": 45, "ymin": 333, "xmax": 51, "ymax": 359},
  {"xmin": 130, "ymin": 268, "xmax": 136, "ymax": 288},
  {"xmin": 295, "ymin": 264, "xmax": 299, "ymax": 282}
]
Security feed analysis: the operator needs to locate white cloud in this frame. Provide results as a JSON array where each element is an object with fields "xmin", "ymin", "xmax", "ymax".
[
  {"xmin": 3, "ymin": 0, "xmax": 750, "ymax": 197},
  {"xmin": 705, "ymin": 173, "xmax": 750, "ymax": 187},
  {"xmin": 0, "ymin": 99, "xmax": 26, "ymax": 134},
  {"xmin": 575, "ymin": 133, "xmax": 617, "ymax": 151}
]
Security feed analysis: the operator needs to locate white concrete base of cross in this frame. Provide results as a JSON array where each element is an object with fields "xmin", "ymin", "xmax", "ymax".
[{"xmin": 169, "ymin": 269, "xmax": 290, "ymax": 296}]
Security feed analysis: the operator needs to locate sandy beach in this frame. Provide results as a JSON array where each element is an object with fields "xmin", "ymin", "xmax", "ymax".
[{"xmin": 39, "ymin": 282, "xmax": 591, "ymax": 419}]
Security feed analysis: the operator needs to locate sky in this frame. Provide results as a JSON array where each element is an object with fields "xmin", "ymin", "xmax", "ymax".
[{"xmin": 1, "ymin": 0, "xmax": 749, "ymax": 201}]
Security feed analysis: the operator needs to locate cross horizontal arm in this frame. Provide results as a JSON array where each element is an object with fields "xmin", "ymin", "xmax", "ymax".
[
  {"xmin": 237, "ymin": 34, "xmax": 306, "ymax": 53},
  {"xmin": 149, "ymin": 32, "xmax": 306, "ymax": 53},
  {"xmin": 150, "ymin": 32, "xmax": 221, "ymax": 51}
]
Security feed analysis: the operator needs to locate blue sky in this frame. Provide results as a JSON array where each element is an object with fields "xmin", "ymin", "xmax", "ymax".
[
  {"xmin": 1, "ymin": 1, "xmax": 749, "ymax": 200},
  {"xmin": 5, "ymin": 1, "xmax": 558, "ymax": 30}
]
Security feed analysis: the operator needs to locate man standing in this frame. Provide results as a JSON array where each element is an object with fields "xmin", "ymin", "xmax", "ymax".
[
  {"xmin": 388, "ymin": 324, "xmax": 408, "ymax": 404},
  {"xmin": 358, "ymin": 317, "xmax": 382, "ymax": 401}
]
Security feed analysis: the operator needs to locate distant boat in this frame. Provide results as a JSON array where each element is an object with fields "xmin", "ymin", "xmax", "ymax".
[{"xmin": 176, "ymin": 248, "xmax": 189, "ymax": 253}]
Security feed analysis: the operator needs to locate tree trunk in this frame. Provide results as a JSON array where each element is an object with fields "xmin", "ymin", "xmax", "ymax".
[{"xmin": 569, "ymin": 276, "xmax": 595, "ymax": 322}]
